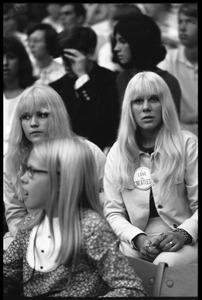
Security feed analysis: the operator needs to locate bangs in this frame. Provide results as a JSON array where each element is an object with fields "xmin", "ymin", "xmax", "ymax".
[
  {"xmin": 4, "ymin": 37, "xmax": 23, "ymax": 56},
  {"xmin": 129, "ymin": 77, "xmax": 163, "ymax": 101},
  {"xmin": 18, "ymin": 90, "xmax": 52, "ymax": 116}
]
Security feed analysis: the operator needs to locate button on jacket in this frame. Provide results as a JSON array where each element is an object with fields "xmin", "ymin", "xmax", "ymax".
[
  {"xmin": 50, "ymin": 63, "xmax": 120, "ymax": 150},
  {"xmin": 104, "ymin": 130, "xmax": 198, "ymax": 247}
]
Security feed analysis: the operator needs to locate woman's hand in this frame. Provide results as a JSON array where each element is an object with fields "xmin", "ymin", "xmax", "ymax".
[
  {"xmin": 135, "ymin": 234, "xmax": 162, "ymax": 262},
  {"xmin": 158, "ymin": 231, "xmax": 186, "ymax": 252}
]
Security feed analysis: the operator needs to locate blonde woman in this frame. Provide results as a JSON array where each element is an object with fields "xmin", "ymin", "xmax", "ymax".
[
  {"xmin": 104, "ymin": 71, "xmax": 198, "ymax": 266},
  {"xmin": 4, "ymin": 138, "xmax": 147, "ymax": 297},
  {"xmin": 4, "ymin": 84, "xmax": 106, "ymax": 248}
]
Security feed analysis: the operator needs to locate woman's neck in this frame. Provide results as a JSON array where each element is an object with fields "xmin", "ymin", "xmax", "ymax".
[
  {"xmin": 128, "ymin": 66, "xmax": 140, "ymax": 77},
  {"xmin": 137, "ymin": 129, "xmax": 160, "ymax": 148},
  {"xmin": 4, "ymin": 79, "xmax": 23, "ymax": 99}
]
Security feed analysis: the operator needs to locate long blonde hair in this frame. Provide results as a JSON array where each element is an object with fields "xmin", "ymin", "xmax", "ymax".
[
  {"xmin": 21, "ymin": 137, "xmax": 103, "ymax": 267},
  {"xmin": 5, "ymin": 84, "xmax": 73, "ymax": 197},
  {"xmin": 116, "ymin": 71, "xmax": 185, "ymax": 201}
]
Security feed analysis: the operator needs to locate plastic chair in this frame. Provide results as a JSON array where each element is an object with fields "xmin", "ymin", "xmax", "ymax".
[{"xmin": 126, "ymin": 256, "xmax": 198, "ymax": 297}]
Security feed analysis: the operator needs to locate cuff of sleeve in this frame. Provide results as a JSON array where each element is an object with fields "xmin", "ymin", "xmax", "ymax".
[
  {"xmin": 131, "ymin": 233, "xmax": 147, "ymax": 250},
  {"xmin": 74, "ymin": 74, "xmax": 90, "ymax": 89}
]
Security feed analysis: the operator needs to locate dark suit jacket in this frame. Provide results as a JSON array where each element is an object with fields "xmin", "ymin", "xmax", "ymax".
[{"xmin": 50, "ymin": 63, "xmax": 120, "ymax": 150}]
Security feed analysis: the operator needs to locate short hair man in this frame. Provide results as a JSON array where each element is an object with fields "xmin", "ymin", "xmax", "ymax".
[
  {"xmin": 158, "ymin": 3, "xmax": 198, "ymax": 135},
  {"xmin": 60, "ymin": 4, "xmax": 86, "ymax": 33},
  {"xmin": 50, "ymin": 26, "xmax": 120, "ymax": 152},
  {"xmin": 27, "ymin": 23, "xmax": 66, "ymax": 84}
]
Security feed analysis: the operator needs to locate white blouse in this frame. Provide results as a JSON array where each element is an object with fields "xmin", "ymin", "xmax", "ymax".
[{"xmin": 27, "ymin": 215, "xmax": 61, "ymax": 272}]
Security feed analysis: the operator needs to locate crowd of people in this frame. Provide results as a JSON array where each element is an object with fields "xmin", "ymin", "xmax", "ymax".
[{"xmin": 3, "ymin": 3, "xmax": 198, "ymax": 298}]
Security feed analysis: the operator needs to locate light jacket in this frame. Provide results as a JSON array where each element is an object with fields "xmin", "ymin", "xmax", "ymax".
[{"xmin": 104, "ymin": 130, "xmax": 198, "ymax": 248}]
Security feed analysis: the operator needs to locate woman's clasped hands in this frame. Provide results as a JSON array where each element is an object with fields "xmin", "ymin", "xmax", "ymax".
[{"xmin": 136, "ymin": 231, "xmax": 187, "ymax": 262}]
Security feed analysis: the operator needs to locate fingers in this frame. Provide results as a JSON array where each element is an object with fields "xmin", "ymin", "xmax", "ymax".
[
  {"xmin": 63, "ymin": 48, "xmax": 84, "ymax": 59},
  {"xmin": 140, "ymin": 242, "xmax": 160, "ymax": 262},
  {"xmin": 141, "ymin": 251, "xmax": 154, "ymax": 262}
]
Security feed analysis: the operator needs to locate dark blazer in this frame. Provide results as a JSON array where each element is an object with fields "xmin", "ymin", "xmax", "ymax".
[{"xmin": 50, "ymin": 63, "xmax": 120, "ymax": 150}]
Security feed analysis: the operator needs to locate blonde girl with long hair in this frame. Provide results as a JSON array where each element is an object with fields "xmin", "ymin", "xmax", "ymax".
[
  {"xmin": 4, "ymin": 84, "xmax": 106, "ymax": 248},
  {"xmin": 104, "ymin": 71, "xmax": 198, "ymax": 266},
  {"xmin": 4, "ymin": 137, "xmax": 147, "ymax": 297}
]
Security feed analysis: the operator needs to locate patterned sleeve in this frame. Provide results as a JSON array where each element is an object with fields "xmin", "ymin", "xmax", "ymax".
[
  {"xmin": 3, "ymin": 229, "xmax": 27, "ymax": 288},
  {"xmin": 83, "ymin": 212, "xmax": 147, "ymax": 297}
]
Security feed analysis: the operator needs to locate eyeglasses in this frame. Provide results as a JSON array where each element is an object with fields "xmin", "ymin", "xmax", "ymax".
[{"xmin": 24, "ymin": 165, "xmax": 48, "ymax": 179}]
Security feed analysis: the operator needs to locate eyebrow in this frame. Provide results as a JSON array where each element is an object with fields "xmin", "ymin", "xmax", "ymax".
[{"xmin": 21, "ymin": 110, "xmax": 50, "ymax": 115}]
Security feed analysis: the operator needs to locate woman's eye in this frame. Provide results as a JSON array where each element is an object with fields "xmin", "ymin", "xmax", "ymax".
[
  {"xmin": 37, "ymin": 112, "xmax": 49, "ymax": 118},
  {"xmin": 150, "ymin": 96, "xmax": 159, "ymax": 102},
  {"xmin": 21, "ymin": 114, "xmax": 31, "ymax": 120},
  {"xmin": 133, "ymin": 99, "xmax": 143, "ymax": 105},
  {"xmin": 6, "ymin": 52, "xmax": 17, "ymax": 59},
  {"xmin": 120, "ymin": 38, "xmax": 127, "ymax": 44}
]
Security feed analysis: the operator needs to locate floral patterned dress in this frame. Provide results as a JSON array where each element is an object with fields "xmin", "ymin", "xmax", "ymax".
[{"xmin": 4, "ymin": 209, "xmax": 147, "ymax": 297}]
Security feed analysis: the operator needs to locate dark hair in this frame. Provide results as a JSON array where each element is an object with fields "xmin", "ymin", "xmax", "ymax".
[
  {"xmin": 179, "ymin": 3, "xmax": 198, "ymax": 19},
  {"xmin": 113, "ymin": 14, "xmax": 166, "ymax": 69},
  {"xmin": 3, "ymin": 3, "xmax": 15, "ymax": 15},
  {"xmin": 3, "ymin": 36, "xmax": 36, "ymax": 89},
  {"xmin": 111, "ymin": 4, "xmax": 142, "ymax": 22},
  {"xmin": 27, "ymin": 23, "xmax": 60, "ymax": 58},
  {"xmin": 60, "ymin": 3, "xmax": 86, "ymax": 18},
  {"xmin": 59, "ymin": 26, "xmax": 97, "ymax": 55}
]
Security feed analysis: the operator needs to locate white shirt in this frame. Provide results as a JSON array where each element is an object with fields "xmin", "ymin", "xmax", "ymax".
[
  {"xmin": 27, "ymin": 215, "xmax": 61, "ymax": 272},
  {"xmin": 34, "ymin": 60, "xmax": 66, "ymax": 85},
  {"xmin": 158, "ymin": 45, "xmax": 198, "ymax": 135}
]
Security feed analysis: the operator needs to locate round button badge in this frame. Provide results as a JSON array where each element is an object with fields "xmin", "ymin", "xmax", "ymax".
[{"xmin": 133, "ymin": 167, "xmax": 151, "ymax": 191}]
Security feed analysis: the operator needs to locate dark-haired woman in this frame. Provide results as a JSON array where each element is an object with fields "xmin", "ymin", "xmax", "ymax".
[{"xmin": 112, "ymin": 14, "xmax": 181, "ymax": 115}]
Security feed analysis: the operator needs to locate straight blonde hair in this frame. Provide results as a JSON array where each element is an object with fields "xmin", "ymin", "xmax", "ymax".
[
  {"xmin": 5, "ymin": 84, "xmax": 73, "ymax": 198},
  {"xmin": 20, "ymin": 137, "xmax": 103, "ymax": 268},
  {"xmin": 116, "ymin": 71, "xmax": 185, "ymax": 202}
]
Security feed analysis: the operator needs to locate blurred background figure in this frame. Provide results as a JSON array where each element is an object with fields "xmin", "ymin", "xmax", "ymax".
[
  {"xmin": 50, "ymin": 26, "xmax": 120, "ymax": 152},
  {"xmin": 142, "ymin": 3, "xmax": 180, "ymax": 49},
  {"xmin": 84, "ymin": 3, "xmax": 109, "ymax": 26},
  {"xmin": 59, "ymin": 3, "xmax": 86, "ymax": 37},
  {"xmin": 158, "ymin": 3, "xmax": 198, "ymax": 135},
  {"xmin": 42, "ymin": 3, "xmax": 64, "ymax": 33},
  {"xmin": 3, "ymin": 3, "xmax": 32, "ymax": 60},
  {"xmin": 112, "ymin": 14, "xmax": 181, "ymax": 114},
  {"xmin": 27, "ymin": 23, "xmax": 66, "ymax": 84},
  {"xmin": 3, "ymin": 36, "xmax": 36, "ymax": 156},
  {"xmin": 92, "ymin": 3, "xmax": 142, "ymax": 72}
]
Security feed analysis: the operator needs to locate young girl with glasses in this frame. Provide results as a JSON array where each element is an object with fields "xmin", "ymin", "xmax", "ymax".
[{"xmin": 4, "ymin": 137, "xmax": 147, "ymax": 297}]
